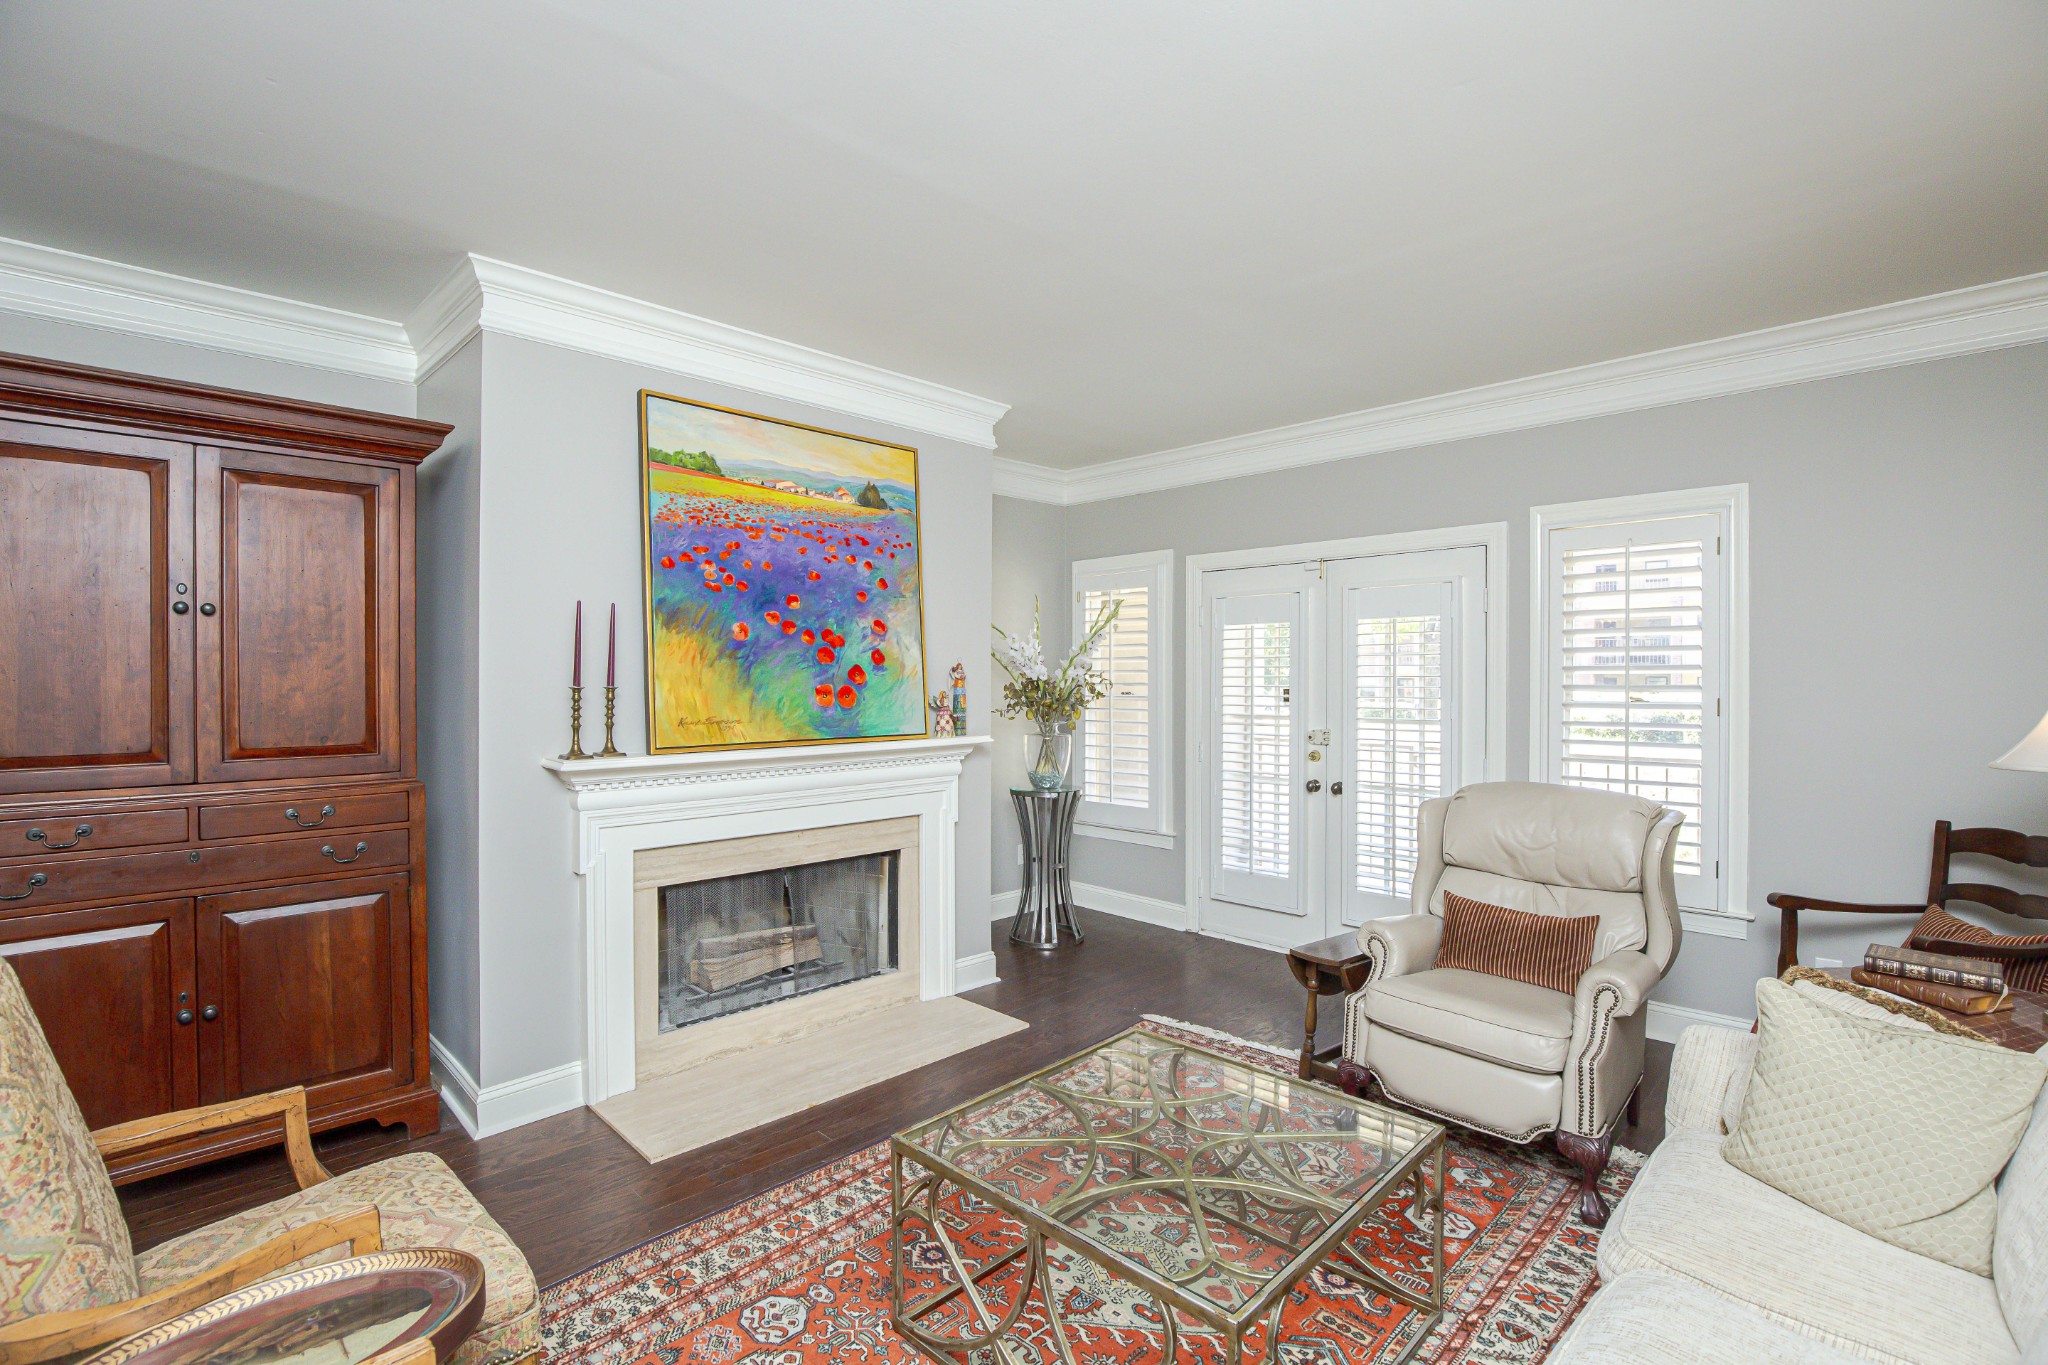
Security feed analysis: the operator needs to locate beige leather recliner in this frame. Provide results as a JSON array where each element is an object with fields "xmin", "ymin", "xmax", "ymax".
[{"xmin": 1338, "ymin": 781, "xmax": 1684, "ymax": 1224}]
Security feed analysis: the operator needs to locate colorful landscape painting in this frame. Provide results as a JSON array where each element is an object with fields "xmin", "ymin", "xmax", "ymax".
[{"xmin": 639, "ymin": 392, "xmax": 928, "ymax": 751}]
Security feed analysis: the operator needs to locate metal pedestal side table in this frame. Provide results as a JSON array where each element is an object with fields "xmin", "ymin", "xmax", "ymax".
[{"xmin": 1009, "ymin": 787, "xmax": 1083, "ymax": 947}]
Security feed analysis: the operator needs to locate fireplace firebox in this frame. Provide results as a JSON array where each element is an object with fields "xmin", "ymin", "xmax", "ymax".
[{"xmin": 656, "ymin": 851, "xmax": 899, "ymax": 1031}]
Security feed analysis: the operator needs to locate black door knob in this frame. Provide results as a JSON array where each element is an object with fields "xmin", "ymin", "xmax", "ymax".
[
  {"xmin": 1331, "ymin": 781, "xmax": 1344, "ymax": 796},
  {"xmin": 199, "ymin": 602, "xmax": 217, "ymax": 616},
  {"xmin": 201, "ymin": 1005, "xmax": 219, "ymax": 1021},
  {"xmin": 172, "ymin": 601, "xmax": 190, "ymax": 615},
  {"xmin": 1305, "ymin": 779, "xmax": 1322, "ymax": 793},
  {"xmin": 176, "ymin": 1008, "xmax": 194, "ymax": 1025}
]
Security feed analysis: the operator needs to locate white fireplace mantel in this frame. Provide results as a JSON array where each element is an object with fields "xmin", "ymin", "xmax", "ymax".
[{"xmin": 544, "ymin": 735, "xmax": 990, "ymax": 1102}]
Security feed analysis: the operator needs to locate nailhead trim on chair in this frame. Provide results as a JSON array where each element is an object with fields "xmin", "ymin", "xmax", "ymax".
[
  {"xmin": 1571, "ymin": 981, "xmax": 1622, "ymax": 1136},
  {"xmin": 1372, "ymin": 1072, "xmax": 1555, "ymax": 1145}
]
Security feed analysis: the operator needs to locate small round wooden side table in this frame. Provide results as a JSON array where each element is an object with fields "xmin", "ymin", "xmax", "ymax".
[
  {"xmin": 1010, "ymin": 787, "xmax": 1083, "ymax": 948},
  {"xmin": 1287, "ymin": 932, "xmax": 1373, "ymax": 1083}
]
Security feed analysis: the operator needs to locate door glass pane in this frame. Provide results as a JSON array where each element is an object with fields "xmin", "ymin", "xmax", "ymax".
[
  {"xmin": 1558, "ymin": 538, "xmax": 1706, "ymax": 871},
  {"xmin": 1218, "ymin": 620, "xmax": 1292, "ymax": 877},
  {"xmin": 1354, "ymin": 614, "xmax": 1443, "ymax": 898}
]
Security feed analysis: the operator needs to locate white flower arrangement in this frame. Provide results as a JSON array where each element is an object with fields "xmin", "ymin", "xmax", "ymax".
[{"xmin": 991, "ymin": 596, "xmax": 1120, "ymax": 730}]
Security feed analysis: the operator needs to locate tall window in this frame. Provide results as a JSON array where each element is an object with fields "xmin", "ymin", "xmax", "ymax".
[
  {"xmin": 1072, "ymin": 551, "xmax": 1174, "ymax": 842},
  {"xmin": 1533, "ymin": 489, "xmax": 1746, "ymax": 924}
]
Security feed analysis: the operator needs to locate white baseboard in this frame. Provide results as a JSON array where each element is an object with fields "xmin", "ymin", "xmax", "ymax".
[
  {"xmin": 429, "ymin": 1034, "xmax": 585, "ymax": 1138},
  {"xmin": 990, "ymin": 888, "xmax": 1021, "ymax": 921},
  {"xmin": 954, "ymin": 951, "xmax": 1000, "ymax": 991},
  {"xmin": 1646, "ymin": 999, "xmax": 1748, "ymax": 1043},
  {"xmin": 1071, "ymin": 882, "xmax": 1192, "ymax": 931}
]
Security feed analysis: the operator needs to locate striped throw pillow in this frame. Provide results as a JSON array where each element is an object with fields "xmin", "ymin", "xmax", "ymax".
[
  {"xmin": 1436, "ymin": 891, "xmax": 1599, "ymax": 994},
  {"xmin": 1911, "ymin": 905, "xmax": 2048, "ymax": 993}
]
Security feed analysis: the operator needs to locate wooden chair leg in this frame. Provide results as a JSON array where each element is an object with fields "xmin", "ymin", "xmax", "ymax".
[
  {"xmin": 1334, "ymin": 1059, "xmax": 1373, "ymax": 1100},
  {"xmin": 1555, "ymin": 1131, "xmax": 1613, "ymax": 1226}
]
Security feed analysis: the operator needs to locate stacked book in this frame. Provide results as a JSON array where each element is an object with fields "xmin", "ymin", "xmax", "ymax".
[{"xmin": 1855, "ymin": 944, "xmax": 2012, "ymax": 1015}]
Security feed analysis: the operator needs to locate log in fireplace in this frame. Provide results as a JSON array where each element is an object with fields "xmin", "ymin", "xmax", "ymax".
[{"xmin": 656, "ymin": 851, "xmax": 899, "ymax": 1031}]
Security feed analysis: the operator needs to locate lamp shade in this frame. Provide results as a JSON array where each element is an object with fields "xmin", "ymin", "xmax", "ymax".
[{"xmin": 1993, "ymin": 709, "xmax": 2048, "ymax": 773}]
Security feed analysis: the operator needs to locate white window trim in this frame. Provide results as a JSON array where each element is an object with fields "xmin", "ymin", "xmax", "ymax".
[
  {"xmin": 1072, "ymin": 549, "xmax": 1176, "ymax": 843},
  {"xmin": 1182, "ymin": 523, "xmax": 1511, "ymax": 936},
  {"xmin": 1528, "ymin": 485, "xmax": 1751, "ymax": 939}
]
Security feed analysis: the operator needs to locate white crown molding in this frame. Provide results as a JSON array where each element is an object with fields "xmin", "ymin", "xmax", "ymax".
[
  {"xmin": 409, "ymin": 255, "xmax": 1009, "ymax": 448},
  {"xmin": 0, "ymin": 236, "xmax": 416, "ymax": 384},
  {"xmin": 993, "ymin": 455, "xmax": 1075, "ymax": 502},
  {"xmin": 998, "ymin": 270, "xmax": 2048, "ymax": 505}
]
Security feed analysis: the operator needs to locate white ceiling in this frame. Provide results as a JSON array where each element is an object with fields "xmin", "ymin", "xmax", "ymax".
[{"xmin": 2, "ymin": 1, "xmax": 2044, "ymax": 467}]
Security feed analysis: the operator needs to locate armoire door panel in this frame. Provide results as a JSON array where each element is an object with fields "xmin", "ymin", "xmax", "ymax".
[
  {"xmin": 197, "ymin": 447, "xmax": 401, "ymax": 781},
  {"xmin": 0, "ymin": 899, "xmax": 198, "ymax": 1127},
  {"xmin": 197, "ymin": 874, "xmax": 410, "ymax": 1107},
  {"xmin": 0, "ymin": 426, "xmax": 194, "ymax": 793}
]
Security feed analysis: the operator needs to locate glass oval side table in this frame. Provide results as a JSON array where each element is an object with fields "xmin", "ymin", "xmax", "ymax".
[{"xmin": 1009, "ymin": 787, "xmax": 1082, "ymax": 948}]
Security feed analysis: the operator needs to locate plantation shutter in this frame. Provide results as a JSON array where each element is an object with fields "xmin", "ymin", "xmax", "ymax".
[
  {"xmin": 1543, "ymin": 509, "xmax": 1726, "ymax": 911},
  {"xmin": 1352, "ymin": 612, "xmax": 1444, "ymax": 898},
  {"xmin": 1217, "ymin": 614, "xmax": 1295, "ymax": 882},
  {"xmin": 1080, "ymin": 585, "xmax": 1150, "ymax": 808},
  {"xmin": 1071, "ymin": 551, "xmax": 1173, "ymax": 837}
]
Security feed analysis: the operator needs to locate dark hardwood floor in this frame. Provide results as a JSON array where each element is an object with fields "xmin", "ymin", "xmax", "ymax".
[{"xmin": 116, "ymin": 911, "xmax": 1672, "ymax": 1288}]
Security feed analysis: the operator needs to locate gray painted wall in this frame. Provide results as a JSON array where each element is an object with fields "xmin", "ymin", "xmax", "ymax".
[
  {"xmin": 415, "ymin": 339, "xmax": 484, "ymax": 1078},
  {"xmin": 1000, "ymin": 342, "xmax": 2048, "ymax": 1019},
  {"xmin": 0, "ymin": 312, "xmax": 415, "ymax": 415},
  {"xmin": 465, "ymin": 334, "xmax": 997, "ymax": 1086},
  {"xmin": 990, "ymin": 496, "xmax": 1069, "ymax": 896}
]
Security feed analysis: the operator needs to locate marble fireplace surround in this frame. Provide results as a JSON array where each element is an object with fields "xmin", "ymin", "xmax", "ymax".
[{"xmin": 544, "ymin": 735, "xmax": 989, "ymax": 1105}]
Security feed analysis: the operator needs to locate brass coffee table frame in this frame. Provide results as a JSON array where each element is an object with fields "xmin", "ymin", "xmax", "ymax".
[{"xmin": 888, "ymin": 1028, "xmax": 1447, "ymax": 1365}]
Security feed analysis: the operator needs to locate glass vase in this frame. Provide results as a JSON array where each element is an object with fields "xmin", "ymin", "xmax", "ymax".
[{"xmin": 1024, "ymin": 724, "xmax": 1074, "ymax": 792}]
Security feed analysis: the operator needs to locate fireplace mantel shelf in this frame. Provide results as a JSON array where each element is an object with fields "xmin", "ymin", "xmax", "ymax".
[{"xmin": 543, "ymin": 735, "xmax": 991, "ymax": 793}]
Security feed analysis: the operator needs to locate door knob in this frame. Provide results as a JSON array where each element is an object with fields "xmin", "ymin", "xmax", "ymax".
[
  {"xmin": 1305, "ymin": 779, "xmax": 1322, "ymax": 793},
  {"xmin": 172, "ymin": 601, "xmax": 190, "ymax": 614},
  {"xmin": 201, "ymin": 1005, "xmax": 219, "ymax": 1021},
  {"xmin": 1331, "ymin": 781, "xmax": 1344, "ymax": 796},
  {"xmin": 199, "ymin": 602, "xmax": 217, "ymax": 616},
  {"xmin": 176, "ymin": 1008, "xmax": 194, "ymax": 1025}
]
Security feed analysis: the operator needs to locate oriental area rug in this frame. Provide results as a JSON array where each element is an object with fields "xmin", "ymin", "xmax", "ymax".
[{"xmin": 540, "ymin": 1018, "xmax": 1641, "ymax": 1365}]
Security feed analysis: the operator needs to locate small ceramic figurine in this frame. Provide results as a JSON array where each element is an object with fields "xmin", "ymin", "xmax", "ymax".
[
  {"xmin": 930, "ymin": 693, "xmax": 956, "ymax": 737},
  {"xmin": 949, "ymin": 661, "xmax": 968, "ymax": 730}
]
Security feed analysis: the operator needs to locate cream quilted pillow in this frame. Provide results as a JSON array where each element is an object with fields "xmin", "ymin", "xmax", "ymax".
[{"xmin": 1723, "ymin": 978, "xmax": 2046, "ymax": 1275}]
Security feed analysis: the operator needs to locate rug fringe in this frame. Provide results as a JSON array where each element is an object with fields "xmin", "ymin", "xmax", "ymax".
[{"xmin": 1139, "ymin": 1014, "xmax": 1297, "ymax": 1061}]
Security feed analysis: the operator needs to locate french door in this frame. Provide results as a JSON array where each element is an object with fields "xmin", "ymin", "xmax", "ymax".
[{"xmin": 1197, "ymin": 547, "xmax": 1489, "ymax": 949}]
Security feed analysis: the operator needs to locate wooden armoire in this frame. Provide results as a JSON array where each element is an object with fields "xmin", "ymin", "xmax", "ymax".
[{"xmin": 0, "ymin": 353, "xmax": 448, "ymax": 1179}]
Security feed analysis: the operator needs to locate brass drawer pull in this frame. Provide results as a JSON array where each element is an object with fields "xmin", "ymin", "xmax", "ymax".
[
  {"xmin": 321, "ymin": 841, "xmax": 370, "ymax": 864},
  {"xmin": 27, "ymin": 824, "xmax": 91, "ymax": 850},
  {"xmin": 285, "ymin": 804, "xmax": 336, "ymax": 828},
  {"xmin": 1, "ymin": 873, "xmax": 47, "ymax": 902}
]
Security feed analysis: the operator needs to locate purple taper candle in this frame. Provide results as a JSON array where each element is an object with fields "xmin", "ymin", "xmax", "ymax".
[
  {"xmin": 606, "ymin": 603, "xmax": 617, "ymax": 687},
  {"xmin": 572, "ymin": 601, "xmax": 583, "ymax": 687}
]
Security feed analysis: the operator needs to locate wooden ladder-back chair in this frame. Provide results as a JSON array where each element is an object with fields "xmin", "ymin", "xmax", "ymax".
[{"xmin": 1770, "ymin": 821, "xmax": 2048, "ymax": 978}]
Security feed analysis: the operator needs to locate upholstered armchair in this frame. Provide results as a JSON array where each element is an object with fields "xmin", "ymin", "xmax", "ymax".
[
  {"xmin": 0, "ymin": 957, "xmax": 537, "ymax": 1364},
  {"xmin": 1337, "ymin": 781, "xmax": 1684, "ymax": 1224}
]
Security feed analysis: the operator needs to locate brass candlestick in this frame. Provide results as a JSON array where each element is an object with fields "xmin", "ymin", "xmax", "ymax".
[
  {"xmin": 597, "ymin": 684, "xmax": 624, "ymax": 757},
  {"xmin": 562, "ymin": 685, "xmax": 590, "ymax": 760}
]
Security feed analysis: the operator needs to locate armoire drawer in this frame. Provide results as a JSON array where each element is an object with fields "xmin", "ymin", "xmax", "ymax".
[
  {"xmin": 198, "ymin": 790, "xmax": 410, "ymax": 841},
  {"xmin": 0, "ymin": 808, "xmax": 191, "ymax": 860},
  {"xmin": 0, "ymin": 829, "xmax": 411, "ymax": 910}
]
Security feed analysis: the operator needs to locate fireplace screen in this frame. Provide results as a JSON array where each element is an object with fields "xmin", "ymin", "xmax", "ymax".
[{"xmin": 657, "ymin": 851, "xmax": 898, "ymax": 1031}]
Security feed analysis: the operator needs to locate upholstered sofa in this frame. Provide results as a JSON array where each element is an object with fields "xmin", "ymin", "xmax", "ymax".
[
  {"xmin": 1551, "ymin": 1020, "xmax": 2048, "ymax": 1365},
  {"xmin": 1338, "ymin": 781, "xmax": 1684, "ymax": 1223}
]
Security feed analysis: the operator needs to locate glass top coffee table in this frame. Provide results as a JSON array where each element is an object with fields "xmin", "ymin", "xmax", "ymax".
[{"xmin": 889, "ymin": 1027, "xmax": 1447, "ymax": 1365}]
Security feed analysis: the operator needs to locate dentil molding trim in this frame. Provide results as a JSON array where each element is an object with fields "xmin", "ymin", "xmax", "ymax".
[
  {"xmin": 0, "ymin": 236, "xmax": 417, "ymax": 383},
  {"xmin": 408, "ymin": 255, "xmax": 1009, "ymax": 447},
  {"xmin": 995, "ymin": 269, "xmax": 2048, "ymax": 505},
  {"xmin": 0, "ymin": 237, "xmax": 1009, "ymax": 449}
]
